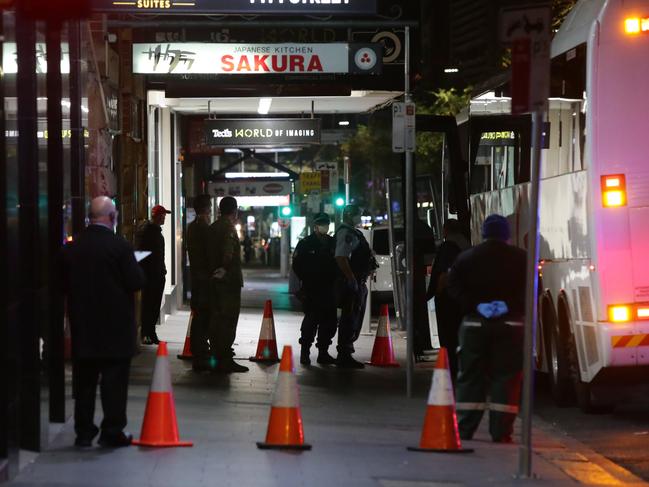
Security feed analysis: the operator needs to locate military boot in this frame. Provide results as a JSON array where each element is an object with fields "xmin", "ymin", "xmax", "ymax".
[{"xmin": 300, "ymin": 345, "xmax": 311, "ymax": 366}]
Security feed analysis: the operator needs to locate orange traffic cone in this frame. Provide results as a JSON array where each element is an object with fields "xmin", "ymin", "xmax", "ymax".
[
  {"xmin": 249, "ymin": 300, "xmax": 280, "ymax": 363},
  {"xmin": 408, "ymin": 348, "xmax": 473, "ymax": 453},
  {"xmin": 366, "ymin": 304, "xmax": 400, "ymax": 367},
  {"xmin": 257, "ymin": 346, "xmax": 311, "ymax": 451},
  {"xmin": 177, "ymin": 311, "xmax": 194, "ymax": 360},
  {"xmin": 133, "ymin": 342, "xmax": 193, "ymax": 447}
]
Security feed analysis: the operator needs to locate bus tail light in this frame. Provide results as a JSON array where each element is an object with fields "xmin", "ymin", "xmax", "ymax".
[
  {"xmin": 609, "ymin": 305, "xmax": 632, "ymax": 323},
  {"xmin": 625, "ymin": 17, "xmax": 649, "ymax": 34},
  {"xmin": 608, "ymin": 304, "xmax": 649, "ymax": 322},
  {"xmin": 636, "ymin": 305, "xmax": 649, "ymax": 320},
  {"xmin": 601, "ymin": 174, "xmax": 627, "ymax": 207}
]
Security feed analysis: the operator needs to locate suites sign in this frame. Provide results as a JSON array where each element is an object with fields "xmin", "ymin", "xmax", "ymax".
[
  {"xmin": 133, "ymin": 42, "xmax": 381, "ymax": 75},
  {"xmin": 93, "ymin": 0, "xmax": 376, "ymax": 15}
]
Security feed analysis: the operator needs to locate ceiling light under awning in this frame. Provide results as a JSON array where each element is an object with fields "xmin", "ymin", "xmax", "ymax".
[{"xmin": 257, "ymin": 97, "xmax": 272, "ymax": 114}]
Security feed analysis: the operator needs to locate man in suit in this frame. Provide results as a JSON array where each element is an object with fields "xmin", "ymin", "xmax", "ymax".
[
  {"xmin": 137, "ymin": 204, "xmax": 171, "ymax": 344},
  {"xmin": 63, "ymin": 196, "xmax": 145, "ymax": 448}
]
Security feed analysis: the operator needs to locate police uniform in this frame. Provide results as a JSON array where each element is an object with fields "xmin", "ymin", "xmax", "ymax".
[
  {"xmin": 186, "ymin": 216, "xmax": 211, "ymax": 368},
  {"xmin": 208, "ymin": 217, "xmax": 244, "ymax": 369},
  {"xmin": 447, "ymin": 230, "xmax": 527, "ymax": 443},
  {"xmin": 335, "ymin": 223, "xmax": 375, "ymax": 358},
  {"xmin": 292, "ymin": 224, "xmax": 337, "ymax": 363}
]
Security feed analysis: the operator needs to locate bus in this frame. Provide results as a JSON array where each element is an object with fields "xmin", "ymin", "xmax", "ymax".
[{"xmin": 453, "ymin": 0, "xmax": 649, "ymax": 412}]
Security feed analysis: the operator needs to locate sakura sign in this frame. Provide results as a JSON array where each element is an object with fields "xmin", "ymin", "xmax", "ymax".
[{"xmin": 132, "ymin": 42, "xmax": 382, "ymax": 75}]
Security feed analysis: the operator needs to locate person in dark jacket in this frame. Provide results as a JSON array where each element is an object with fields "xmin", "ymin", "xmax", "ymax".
[
  {"xmin": 292, "ymin": 212, "xmax": 337, "ymax": 366},
  {"xmin": 63, "ymin": 196, "xmax": 145, "ymax": 448},
  {"xmin": 186, "ymin": 195, "xmax": 212, "ymax": 372},
  {"xmin": 137, "ymin": 204, "xmax": 171, "ymax": 345},
  {"xmin": 447, "ymin": 214, "xmax": 527, "ymax": 443},
  {"xmin": 427, "ymin": 219, "xmax": 470, "ymax": 379}
]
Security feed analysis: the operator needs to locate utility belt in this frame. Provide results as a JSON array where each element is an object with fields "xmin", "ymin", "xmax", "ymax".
[{"xmin": 461, "ymin": 314, "xmax": 524, "ymax": 328}]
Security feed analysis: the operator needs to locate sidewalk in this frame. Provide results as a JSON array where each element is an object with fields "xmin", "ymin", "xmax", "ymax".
[{"xmin": 9, "ymin": 309, "xmax": 646, "ymax": 487}]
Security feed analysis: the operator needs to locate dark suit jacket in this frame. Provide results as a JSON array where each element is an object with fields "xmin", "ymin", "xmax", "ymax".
[
  {"xmin": 136, "ymin": 221, "xmax": 166, "ymax": 280},
  {"xmin": 63, "ymin": 225, "xmax": 145, "ymax": 359}
]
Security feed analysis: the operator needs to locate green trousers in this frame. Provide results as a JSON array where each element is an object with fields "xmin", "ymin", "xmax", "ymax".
[
  {"xmin": 189, "ymin": 280, "xmax": 211, "ymax": 364},
  {"xmin": 455, "ymin": 315, "xmax": 524, "ymax": 441},
  {"xmin": 209, "ymin": 283, "xmax": 241, "ymax": 363}
]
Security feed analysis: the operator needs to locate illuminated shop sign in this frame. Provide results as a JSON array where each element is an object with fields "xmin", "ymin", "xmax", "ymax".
[
  {"xmin": 204, "ymin": 118, "xmax": 321, "ymax": 147},
  {"xmin": 93, "ymin": 0, "xmax": 376, "ymax": 15},
  {"xmin": 208, "ymin": 179, "xmax": 292, "ymax": 198},
  {"xmin": 132, "ymin": 42, "xmax": 381, "ymax": 75},
  {"xmin": 3, "ymin": 43, "xmax": 70, "ymax": 74}
]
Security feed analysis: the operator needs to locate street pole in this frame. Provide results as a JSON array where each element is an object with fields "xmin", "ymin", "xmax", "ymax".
[
  {"xmin": 404, "ymin": 26, "xmax": 414, "ymax": 398},
  {"xmin": 518, "ymin": 109, "xmax": 543, "ymax": 478},
  {"xmin": 344, "ymin": 156, "xmax": 350, "ymax": 204}
]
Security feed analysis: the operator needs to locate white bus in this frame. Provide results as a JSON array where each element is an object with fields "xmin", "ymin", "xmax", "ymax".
[{"xmin": 455, "ymin": 0, "xmax": 649, "ymax": 412}]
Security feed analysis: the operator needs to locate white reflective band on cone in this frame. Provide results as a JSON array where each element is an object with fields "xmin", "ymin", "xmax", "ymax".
[
  {"xmin": 463, "ymin": 321, "xmax": 482, "ymax": 327},
  {"xmin": 490, "ymin": 403, "xmax": 519, "ymax": 414},
  {"xmin": 272, "ymin": 371, "xmax": 300, "ymax": 408},
  {"xmin": 505, "ymin": 321, "xmax": 524, "ymax": 327},
  {"xmin": 260, "ymin": 318, "xmax": 276, "ymax": 340},
  {"xmin": 427, "ymin": 368, "xmax": 454, "ymax": 406},
  {"xmin": 455, "ymin": 402, "xmax": 488, "ymax": 410},
  {"xmin": 151, "ymin": 355, "xmax": 173, "ymax": 393},
  {"xmin": 376, "ymin": 316, "xmax": 389, "ymax": 338}
]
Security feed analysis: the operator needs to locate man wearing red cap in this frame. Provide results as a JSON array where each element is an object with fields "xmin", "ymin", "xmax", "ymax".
[{"xmin": 137, "ymin": 204, "xmax": 171, "ymax": 344}]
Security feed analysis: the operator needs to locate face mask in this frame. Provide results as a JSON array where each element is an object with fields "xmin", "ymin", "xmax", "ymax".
[{"xmin": 316, "ymin": 225, "xmax": 329, "ymax": 235}]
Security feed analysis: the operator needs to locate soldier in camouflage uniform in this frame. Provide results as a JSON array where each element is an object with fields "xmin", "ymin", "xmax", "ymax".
[{"xmin": 207, "ymin": 196, "xmax": 249, "ymax": 373}]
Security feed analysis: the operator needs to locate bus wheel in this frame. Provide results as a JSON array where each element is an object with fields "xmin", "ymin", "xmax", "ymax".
[
  {"xmin": 546, "ymin": 319, "xmax": 573, "ymax": 407},
  {"xmin": 567, "ymin": 334, "xmax": 615, "ymax": 414}
]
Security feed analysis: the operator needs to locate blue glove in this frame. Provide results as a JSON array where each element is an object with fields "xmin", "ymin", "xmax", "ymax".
[{"xmin": 477, "ymin": 301, "xmax": 509, "ymax": 319}]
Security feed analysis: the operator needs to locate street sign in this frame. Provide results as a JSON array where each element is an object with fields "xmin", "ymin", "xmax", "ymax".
[
  {"xmin": 93, "ymin": 0, "xmax": 377, "ymax": 15},
  {"xmin": 315, "ymin": 162, "xmax": 338, "ymax": 193},
  {"xmin": 500, "ymin": 6, "xmax": 551, "ymax": 115},
  {"xmin": 300, "ymin": 172, "xmax": 321, "ymax": 193},
  {"xmin": 392, "ymin": 102, "xmax": 416, "ymax": 153}
]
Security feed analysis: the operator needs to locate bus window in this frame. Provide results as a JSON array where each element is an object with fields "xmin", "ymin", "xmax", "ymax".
[{"xmin": 470, "ymin": 131, "xmax": 517, "ymax": 194}]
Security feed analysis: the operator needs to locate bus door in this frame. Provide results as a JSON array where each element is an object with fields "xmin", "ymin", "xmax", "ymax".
[
  {"xmin": 386, "ymin": 115, "xmax": 466, "ymax": 336},
  {"xmin": 462, "ymin": 115, "xmax": 532, "ymax": 245}
]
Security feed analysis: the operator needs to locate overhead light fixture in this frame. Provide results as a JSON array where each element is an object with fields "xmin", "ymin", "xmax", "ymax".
[
  {"xmin": 257, "ymin": 97, "xmax": 272, "ymax": 115},
  {"xmin": 338, "ymin": 120, "xmax": 350, "ymax": 126},
  {"xmin": 225, "ymin": 172, "xmax": 289, "ymax": 179},
  {"xmin": 444, "ymin": 67, "xmax": 460, "ymax": 73}
]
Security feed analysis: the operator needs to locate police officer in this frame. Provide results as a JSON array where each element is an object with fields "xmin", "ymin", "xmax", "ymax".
[
  {"xmin": 186, "ymin": 194, "xmax": 213, "ymax": 373},
  {"xmin": 137, "ymin": 204, "xmax": 171, "ymax": 345},
  {"xmin": 447, "ymin": 214, "xmax": 527, "ymax": 443},
  {"xmin": 292, "ymin": 212, "xmax": 337, "ymax": 366},
  {"xmin": 335, "ymin": 205, "xmax": 377, "ymax": 368},
  {"xmin": 208, "ymin": 196, "xmax": 249, "ymax": 373}
]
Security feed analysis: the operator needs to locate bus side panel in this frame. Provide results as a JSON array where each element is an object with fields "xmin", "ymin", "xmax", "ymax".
[{"xmin": 538, "ymin": 171, "xmax": 589, "ymax": 261}]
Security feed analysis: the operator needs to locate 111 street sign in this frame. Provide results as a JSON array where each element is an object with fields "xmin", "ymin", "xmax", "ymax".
[{"xmin": 392, "ymin": 102, "xmax": 415, "ymax": 153}]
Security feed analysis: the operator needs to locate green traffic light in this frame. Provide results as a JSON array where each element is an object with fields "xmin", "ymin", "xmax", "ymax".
[
  {"xmin": 335, "ymin": 197, "xmax": 345, "ymax": 207},
  {"xmin": 281, "ymin": 206, "xmax": 292, "ymax": 217}
]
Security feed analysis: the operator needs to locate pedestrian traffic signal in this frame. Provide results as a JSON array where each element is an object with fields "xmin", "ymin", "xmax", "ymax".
[
  {"xmin": 280, "ymin": 206, "xmax": 293, "ymax": 217},
  {"xmin": 335, "ymin": 196, "xmax": 345, "ymax": 207}
]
